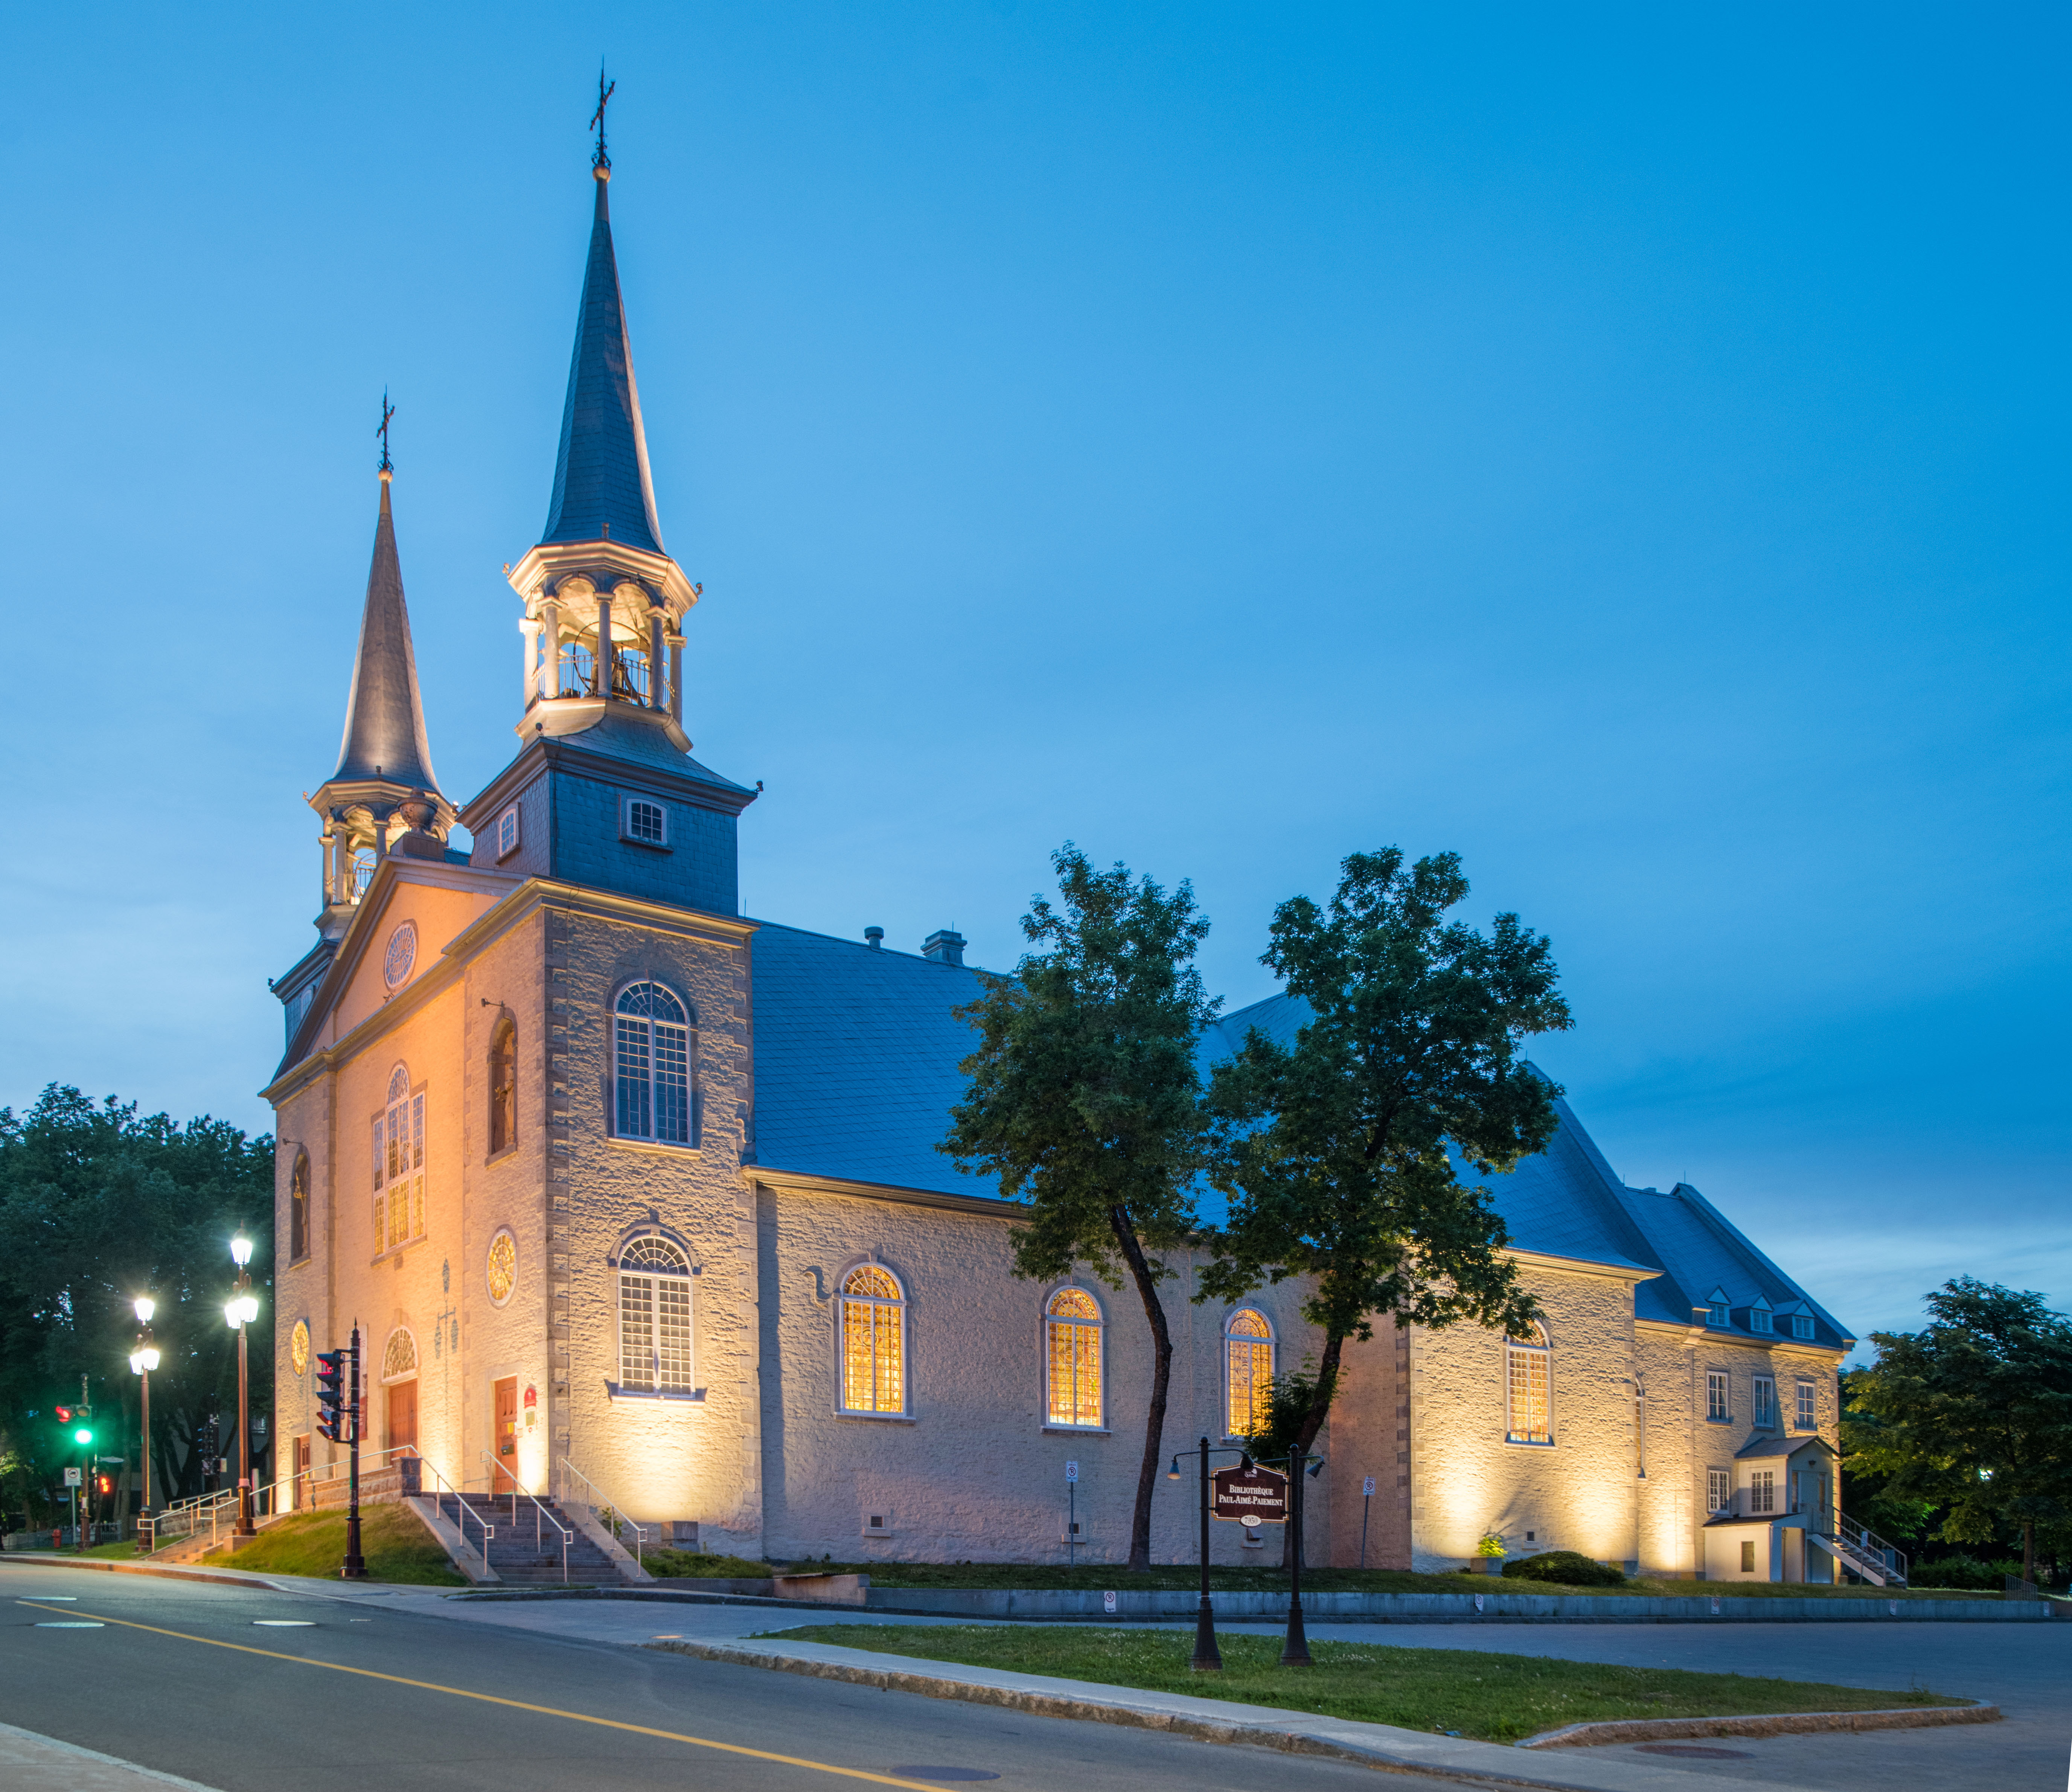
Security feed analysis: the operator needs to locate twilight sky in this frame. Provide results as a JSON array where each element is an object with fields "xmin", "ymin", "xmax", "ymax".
[{"xmin": 1, "ymin": 5, "xmax": 2063, "ymax": 1353}]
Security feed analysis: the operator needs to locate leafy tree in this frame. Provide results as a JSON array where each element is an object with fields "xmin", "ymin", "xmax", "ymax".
[
  {"xmin": 0, "ymin": 1085, "xmax": 274, "ymax": 1524},
  {"xmin": 942, "ymin": 846, "xmax": 1218, "ymax": 1571},
  {"xmin": 1844, "ymin": 1277, "xmax": 2072, "ymax": 1585},
  {"xmin": 1201, "ymin": 849, "xmax": 1570, "ymax": 1561}
]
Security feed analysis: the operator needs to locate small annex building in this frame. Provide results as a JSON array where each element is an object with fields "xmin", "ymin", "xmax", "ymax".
[{"xmin": 265, "ymin": 145, "xmax": 1863, "ymax": 1582}]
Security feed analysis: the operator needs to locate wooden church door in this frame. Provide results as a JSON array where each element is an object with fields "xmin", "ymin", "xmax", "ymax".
[{"xmin": 494, "ymin": 1377, "xmax": 518, "ymax": 1490}]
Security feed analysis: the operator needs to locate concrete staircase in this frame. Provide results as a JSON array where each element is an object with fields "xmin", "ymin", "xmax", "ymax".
[{"xmin": 428, "ymin": 1493, "xmax": 623, "ymax": 1585}]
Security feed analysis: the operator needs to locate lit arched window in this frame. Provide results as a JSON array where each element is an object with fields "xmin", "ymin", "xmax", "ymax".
[
  {"xmin": 1045, "ymin": 1288, "xmax": 1103, "ymax": 1428},
  {"xmin": 1226, "ymin": 1309, "xmax": 1274, "ymax": 1439},
  {"xmin": 614, "ymin": 983, "xmax": 693, "ymax": 1144},
  {"xmin": 489, "ymin": 1018, "xmax": 518, "ymax": 1155},
  {"xmin": 1506, "ymin": 1324, "xmax": 1552, "ymax": 1445},
  {"xmin": 618, "ymin": 1236, "xmax": 693, "ymax": 1392},
  {"xmin": 289, "ymin": 1151, "xmax": 310, "ymax": 1262},
  {"xmin": 839, "ymin": 1265, "xmax": 905, "ymax": 1414},
  {"xmin": 372, "ymin": 1062, "xmax": 426, "ymax": 1254}
]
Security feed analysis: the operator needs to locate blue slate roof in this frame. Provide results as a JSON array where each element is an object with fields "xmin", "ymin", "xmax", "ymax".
[
  {"xmin": 541, "ymin": 171, "xmax": 664, "ymax": 555},
  {"xmin": 331, "ymin": 475, "xmax": 442, "ymax": 793},
  {"xmin": 747, "ymin": 949, "xmax": 1853, "ymax": 1343}
]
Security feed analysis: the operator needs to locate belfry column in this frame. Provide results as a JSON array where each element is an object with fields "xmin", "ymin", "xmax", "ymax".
[
  {"xmin": 520, "ymin": 617, "xmax": 543, "ymax": 709},
  {"xmin": 542, "ymin": 600, "xmax": 562, "ymax": 698},
  {"xmin": 597, "ymin": 595, "xmax": 612, "ymax": 697},
  {"xmin": 648, "ymin": 604, "xmax": 666, "ymax": 709}
]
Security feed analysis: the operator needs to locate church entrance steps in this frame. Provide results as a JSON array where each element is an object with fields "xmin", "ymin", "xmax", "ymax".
[{"xmin": 417, "ymin": 1492, "xmax": 631, "ymax": 1587}]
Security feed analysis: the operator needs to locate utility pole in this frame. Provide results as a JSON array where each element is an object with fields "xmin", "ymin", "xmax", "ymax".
[{"xmin": 343, "ymin": 1324, "xmax": 366, "ymax": 1578}]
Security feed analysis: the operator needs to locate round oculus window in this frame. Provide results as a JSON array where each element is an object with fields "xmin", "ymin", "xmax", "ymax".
[
  {"xmin": 487, "ymin": 1229, "xmax": 518, "ymax": 1306},
  {"xmin": 383, "ymin": 921, "xmax": 418, "ymax": 989},
  {"xmin": 290, "ymin": 1319, "xmax": 311, "ymax": 1376}
]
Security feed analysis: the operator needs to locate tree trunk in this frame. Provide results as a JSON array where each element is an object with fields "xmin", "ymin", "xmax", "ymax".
[
  {"xmin": 2023, "ymin": 1520, "xmax": 2036, "ymax": 1587},
  {"xmin": 1278, "ymin": 1327, "xmax": 1348, "ymax": 1568},
  {"xmin": 1110, "ymin": 1204, "xmax": 1173, "ymax": 1573}
]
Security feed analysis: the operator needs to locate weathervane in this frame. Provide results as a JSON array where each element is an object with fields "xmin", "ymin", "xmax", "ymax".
[
  {"xmin": 591, "ymin": 66, "xmax": 616, "ymax": 171},
  {"xmin": 376, "ymin": 390, "xmax": 396, "ymax": 474}
]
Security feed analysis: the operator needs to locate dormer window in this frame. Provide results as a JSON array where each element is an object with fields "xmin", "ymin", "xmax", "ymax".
[
  {"xmin": 625, "ymin": 798, "xmax": 667, "ymax": 846},
  {"xmin": 1750, "ymin": 1302, "xmax": 1773, "ymax": 1335},
  {"xmin": 497, "ymin": 805, "xmax": 520, "ymax": 860},
  {"xmin": 1706, "ymin": 1293, "xmax": 1730, "ymax": 1327},
  {"xmin": 1790, "ymin": 1314, "xmax": 1814, "ymax": 1341}
]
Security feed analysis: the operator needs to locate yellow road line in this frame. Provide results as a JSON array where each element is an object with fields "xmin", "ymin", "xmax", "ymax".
[{"xmin": 17, "ymin": 1601, "xmax": 947, "ymax": 1790}]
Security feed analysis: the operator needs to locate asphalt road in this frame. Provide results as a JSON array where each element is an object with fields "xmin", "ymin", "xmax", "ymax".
[{"xmin": 0, "ymin": 1565, "xmax": 1432, "ymax": 1792}]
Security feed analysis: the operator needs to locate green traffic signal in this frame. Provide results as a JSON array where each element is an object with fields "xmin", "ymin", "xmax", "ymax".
[{"xmin": 73, "ymin": 1427, "xmax": 92, "ymax": 1446}]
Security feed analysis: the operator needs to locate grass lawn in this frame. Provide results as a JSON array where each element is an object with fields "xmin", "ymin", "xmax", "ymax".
[
  {"xmin": 195, "ymin": 1504, "xmax": 465, "ymax": 1585},
  {"xmin": 777, "ymin": 1559, "xmax": 1990, "ymax": 1601},
  {"xmin": 762, "ymin": 1624, "xmax": 1969, "ymax": 1743}
]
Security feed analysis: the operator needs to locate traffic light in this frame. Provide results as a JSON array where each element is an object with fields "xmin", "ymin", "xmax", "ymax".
[
  {"xmin": 95, "ymin": 1473, "xmax": 113, "ymax": 1497},
  {"xmin": 72, "ymin": 1426, "xmax": 93, "ymax": 1447},
  {"xmin": 55, "ymin": 1405, "xmax": 72, "ymax": 1423},
  {"xmin": 315, "ymin": 1350, "xmax": 347, "ymax": 1442}
]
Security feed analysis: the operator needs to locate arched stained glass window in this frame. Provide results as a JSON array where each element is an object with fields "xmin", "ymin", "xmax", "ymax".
[
  {"xmin": 618, "ymin": 1235, "xmax": 693, "ymax": 1393},
  {"xmin": 489, "ymin": 1019, "xmax": 517, "ymax": 1155},
  {"xmin": 1506, "ymin": 1324, "xmax": 1552, "ymax": 1445},
  {"xmin": 1226, "ymin": 1309, "xmax": 1274, "ymax": 1440},
  {"xmin": 371, "ymin": 1062, "xmax": 426, "ymax": 1254},
  {"xmin": 839, "ymin": 1265, "xmax": 904, "ymax": 1414},
  {"xmin": 1045, "ymin": 1288, "xmax": 1103, "ymax": 1428},
  {"xmin": 614, "ymin": 983, "xmax": 693, "ymax": 1145}
]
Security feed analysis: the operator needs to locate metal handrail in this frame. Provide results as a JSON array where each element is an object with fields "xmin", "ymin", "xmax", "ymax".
[
  {"xmin": 144, "ymin": 1480, "xmax": 275, "ymax": 1552},
  {"xmin": 481, "ymin": 1452, "xmax": 571, "ymax": 1583},
  {"xmin": 556, "ymin": 1457, "xmax": 647, "ymax": 1566},
  {"xmin": 1815, "ymin": 1509, "xmax": 1909, "ymax": 1585},
  {"xmin": 408, "ymin": 1452, "xmax": 496, "ymax": 1568}
]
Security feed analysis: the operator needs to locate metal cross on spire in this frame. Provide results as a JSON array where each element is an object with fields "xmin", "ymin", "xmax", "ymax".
[
  {"xmin": 376, "ymin": 390, "xmax": 396, "ymax": 473},
  {"xmin": 591, "ymin": 65, "xmax": 616, "ymax": 171}
]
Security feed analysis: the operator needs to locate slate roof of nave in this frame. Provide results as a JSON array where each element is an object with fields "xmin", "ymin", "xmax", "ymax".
[{"xmin": 747, "ymin": 933, "xmax": 1853, "ymax": 1346}]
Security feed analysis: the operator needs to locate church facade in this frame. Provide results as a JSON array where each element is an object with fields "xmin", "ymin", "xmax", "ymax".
[{"xmin": 264, "ymin": 147, "xmax": 1857, "ymax": 1580}]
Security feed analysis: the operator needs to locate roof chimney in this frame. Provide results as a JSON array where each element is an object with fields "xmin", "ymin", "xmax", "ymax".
[
  {"xmin": 921, "ymin": 929, "xmax": 966, "ymax": 968},
  {"xmin": 864, "ymin": 926, "xmax": 884, "ymax": 949}
]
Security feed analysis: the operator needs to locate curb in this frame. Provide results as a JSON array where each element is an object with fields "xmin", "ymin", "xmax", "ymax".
[
  {"xmin": 0, "ymin": 1553, "xmax": 286, "ymax": 1593},
  {"xmin": 638, "ymin": 1637, "xmax": 1688, "ymax": 1790},
  {"xmin": 1517, "ymin": 1703, "xmax": 1999, "ymax": 1748}
]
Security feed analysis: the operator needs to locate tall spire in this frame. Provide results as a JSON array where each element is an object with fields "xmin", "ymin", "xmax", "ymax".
[
  {"xmin": 539, "ymin": 104, "xmax": 664, "ymax": 556},
  {"xmin": 332, "ymin": 466, "xmax": 442, "ymax": 795}
]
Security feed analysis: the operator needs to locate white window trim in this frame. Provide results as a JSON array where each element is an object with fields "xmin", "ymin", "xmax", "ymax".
[
  {"xmin": 610, "ymin": 980, "xmax": 697, "ymax": 1147},
  {"xmin": 614, "ymin": 1232, "xmax": 696, "ymax": 1396},
  {"xmin": 1794, "ymin": 1379, "xmax": 1819, "ymax": 1430},
  {"xmin": 622, "ymin": 794, "xmax": 671, "ymax": 849},
  {"xmin": 834, "ymin": 1257, "xmax": 911, "ymax": 1419},
  {"xmin": 1753, "ymin": 1373, "xmax": 1777, "ymax": 1429},
  {"xmin": 496, "ymin": 803, "xmax": 521, "ymax": 861},
  {"xmin": 1223, "ymin": 1307, "xmax": 1275, "ymax": 1442},
  {"xmin": 1041, "ymin": 1283, "xmax": 1106, "ymax": 1431},
  {"xmin": 1705, "ymin": 1369, "xmax": 1732, "ymax": 1423},
  {"xmin": 1504, "ymin": 1324, "xmax": 1553, "ymax": 1446}
]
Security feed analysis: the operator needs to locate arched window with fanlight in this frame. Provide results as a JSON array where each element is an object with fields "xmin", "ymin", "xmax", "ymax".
[
  {"xmin": 614, "ymin": 982, "xmax": 694, "ymax": 1145},
  {"xmin": 1506, "ymin": 1323, "xmax": 1552, "ymax": 1445},
  {"xmin": 371, "ymin": 1063, "xmax": 426, "ymax": 1255},
  {"xmin": 488, "ymin": 1018, "xmax": 518, "ymax": 1156},
  {"xmin": 839, "ymin": 1264, "xmax": 905, "ymax": 1414},
  {"xmin": 1226, "ymin": 1308, "xmax": 1274, "ymax": 1440},
  {"xmin": 289, "ymin": 1150, "xmax": 310, "ymax": 1263},
  {"xmin": 1045, "ymin": 1287, "xmax": 1104, "ymax": 1428},
  {"xmin": 618, "ymin": 1235, "xmax": 693, "ymax": 1393}
]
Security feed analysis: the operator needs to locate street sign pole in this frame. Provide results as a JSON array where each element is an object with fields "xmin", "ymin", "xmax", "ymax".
[
  {"xmin": 1280, "ymin": 1452, "xmax": 1312, "ymax": 1667},
  {"xmin": 1360, "ymin": 1475, "xmax": 1375, "ymax": 1569},
  {"xmin": 1190, "ymin": 1436, "xmax": 1222, "ymax": 1672}
]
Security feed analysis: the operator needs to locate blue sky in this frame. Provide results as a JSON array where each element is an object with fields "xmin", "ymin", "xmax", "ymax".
[{"xmin": 1, "ymin": 5, "xmax": 2063, "ymax": 1350}]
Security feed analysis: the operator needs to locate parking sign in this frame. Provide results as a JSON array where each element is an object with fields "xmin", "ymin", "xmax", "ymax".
[{"xmin": 1065, "ymin": 1461, "xmax": 1079, "ymax": 1483}]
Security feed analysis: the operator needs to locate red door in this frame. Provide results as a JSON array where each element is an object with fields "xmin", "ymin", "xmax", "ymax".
[
  {"xmin": 293, "ymin": 1435, "xmax": 311, "ymax": 1510},
  {"xmin": 494, "ymin": 1377, "xmax": 518, "ymax": 1491}
]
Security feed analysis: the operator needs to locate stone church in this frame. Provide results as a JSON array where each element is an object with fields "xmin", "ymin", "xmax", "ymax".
[{"xmin": 265, "ymin": 145, "xmax": 1860, "ymax": 1583}]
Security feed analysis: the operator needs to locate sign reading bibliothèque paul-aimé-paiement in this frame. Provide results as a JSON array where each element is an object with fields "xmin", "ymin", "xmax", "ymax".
[{"xmin": 1210, "ymin": 1463, "xmax": 1288, "ymax": 1523}]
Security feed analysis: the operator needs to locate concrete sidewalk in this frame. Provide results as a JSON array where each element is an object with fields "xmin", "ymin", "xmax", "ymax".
[{"xmin": 0, "ymin": 1720, "xmax": 228, "ymax": 1792}]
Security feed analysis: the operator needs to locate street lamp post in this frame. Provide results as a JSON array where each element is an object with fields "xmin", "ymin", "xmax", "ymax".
[
  {"xmin": 225, "ymin": 1236, "xmax": 261, "ymax": 1538},
  {"xmin": 128, "ymin": 1297, "xmax": 161, "ymax": 1533}
]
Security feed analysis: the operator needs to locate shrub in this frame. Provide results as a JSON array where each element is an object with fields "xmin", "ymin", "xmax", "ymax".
[
  {"xmin": 1500, "ymin": 1550, "xmax": 1625, "ymax": 1587},
  {"xmin": 1907, "ymin": 1555, "xmax": 2028, "ymax": 1591}
]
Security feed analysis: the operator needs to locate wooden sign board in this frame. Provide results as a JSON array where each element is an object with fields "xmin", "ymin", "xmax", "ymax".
[{"xmin": 1211, "ymin": 1463, "xmax": 1288, "ymax": 1524}]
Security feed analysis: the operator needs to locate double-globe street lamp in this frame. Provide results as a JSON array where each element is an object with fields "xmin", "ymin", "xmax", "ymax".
[
  {"xmin": 128, "ymin": 1297, "xmax": 161, "ymax": 1526},
  {"xmin": 225, "ymin": 1236, "xmax": 261, "ymax": 1537}
]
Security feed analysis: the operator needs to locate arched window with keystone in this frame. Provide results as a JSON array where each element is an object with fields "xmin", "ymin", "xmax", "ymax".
[{"xmin": 614, "ymin": 982, "xmax": 695, "ymax": 1145}]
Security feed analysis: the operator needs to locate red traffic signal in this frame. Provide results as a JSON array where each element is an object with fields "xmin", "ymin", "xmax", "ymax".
[
  {"xmin": 314, "ymin": 1349, "xmax": 348, "ymax": 1442},
  {"xmin": 95, "ymin": 1474, "xmax": 114, "ymax": 1497},
  {"xmin": 55, "ymin": 1405, "xmax": 72, "ymax": 1423}
]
